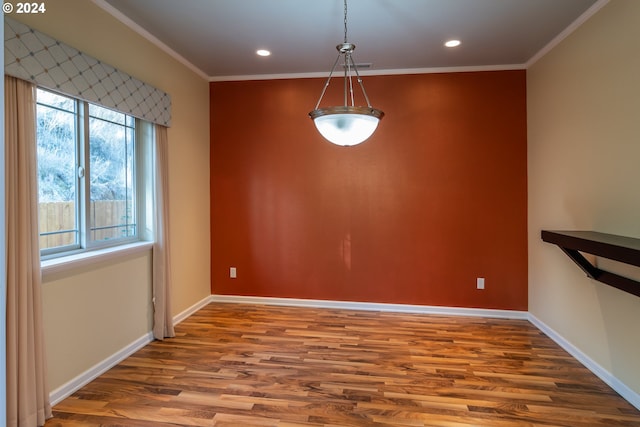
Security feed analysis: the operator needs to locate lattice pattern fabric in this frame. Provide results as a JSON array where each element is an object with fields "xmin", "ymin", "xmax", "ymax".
[{"xmin": 4, "ymin": 16, "xmax": 171, "ymax": 127}]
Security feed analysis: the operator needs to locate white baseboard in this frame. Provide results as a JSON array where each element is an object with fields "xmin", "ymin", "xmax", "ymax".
[
  {"xmin": 49, "ymin": 331, "xmax": 153, "ymax": 405},
  {"xmin": 528, "ymin": 313, "xmax": 640, "ymax": 411},
  {"xmin": 49, "ymin": 294, "xmax": 213, "ymax": 406},
  {"xmin": 173, "ymin": 294, "xmax": 215, "ymax": 325},
  {"xmin": 209, "ymin": 294, "xmax": 529, "ymax": 319}
]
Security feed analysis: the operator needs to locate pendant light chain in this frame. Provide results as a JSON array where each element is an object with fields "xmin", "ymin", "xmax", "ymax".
[
  {"xmin": 344, "ymin": 0, "xmax": 351, "ymax": 106},
  {"xmin": 343, "ymin": 0, "xmax": 348, "ymax": 43},
  {"xmin": 343, "ymin": 0, "xmax": 355, "ymax": 106}
]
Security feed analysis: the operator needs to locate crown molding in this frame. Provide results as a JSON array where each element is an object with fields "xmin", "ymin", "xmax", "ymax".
[
  {"xmin": 208, "ymin": 63, "xmax": 527, "ymax": 82},
  {"xmin": 526, "ymin": 0, "xmax": 610, "ymax": 68},
  {"xmin": 91, "ymin": 0, "xmax": 209, "ymax": 81}
]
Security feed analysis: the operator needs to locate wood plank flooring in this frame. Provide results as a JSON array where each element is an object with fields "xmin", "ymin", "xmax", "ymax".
[{"xmin": 45, "ymin": 303, "xmax": 640, "ymax": 426}]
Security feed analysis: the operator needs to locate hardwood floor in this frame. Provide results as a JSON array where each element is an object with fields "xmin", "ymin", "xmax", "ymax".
[{"xmin": 45, "ymin": 303, "xmax": 640, "ymax": 426}]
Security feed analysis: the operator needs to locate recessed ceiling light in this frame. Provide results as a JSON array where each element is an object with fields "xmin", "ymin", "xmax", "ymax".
[
  {"xmin": 444, "ymin": 40, "xmax": 461, "ymax": 48},
  {"xmin": 256, "ymin": 49, "xmax": 271, "ymax": 57}
]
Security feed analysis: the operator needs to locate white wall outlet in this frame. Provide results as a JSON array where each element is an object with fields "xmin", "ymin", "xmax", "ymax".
[
  {"xmin": 230, "ymin": 267, "xmax": 237, "ymax": 279},
  {"xmin": 477, "ymin": 277, "xmax": 485, "ymax": 290}
]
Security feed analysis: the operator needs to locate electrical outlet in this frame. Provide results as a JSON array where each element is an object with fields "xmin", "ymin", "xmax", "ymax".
[
  {"xmin": 230, "ymin": 267, "xmax": 237, "ymax": 279},
  {"xmin": 477, "ymin": 277, "xmax": 485, "ymax": 290}
]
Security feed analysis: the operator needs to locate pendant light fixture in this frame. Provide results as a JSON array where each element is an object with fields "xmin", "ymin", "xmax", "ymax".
[{"xmin": 309, "ymin": 0, "xmax": 384, "ymax": 146}]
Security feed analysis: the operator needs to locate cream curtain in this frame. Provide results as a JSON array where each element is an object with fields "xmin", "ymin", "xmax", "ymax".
[
  {"xmin": 152, "ymin": 125, "xmax": 175, "ymax": 340},
  {"xmin": 5, "ymin": 76, "xmax": 52, "ymax": 425}
]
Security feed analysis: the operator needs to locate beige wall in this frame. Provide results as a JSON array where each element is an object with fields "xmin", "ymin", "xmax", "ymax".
[
  {"xmin": 42, "ymin": 252, "xmax": 154, "ymax": 389},
  {"xmin": 13, "ymin": 0, "xmax": 211, "ymax": 391},
  {"xmin": 528, "ymin": 0, "xmax": 640, "ymax": 397}
]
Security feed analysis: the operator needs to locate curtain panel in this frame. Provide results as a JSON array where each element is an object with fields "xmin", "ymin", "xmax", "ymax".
[
  {"xmin": 152, "ymin": 125, "xmax": 175, "ymax": 340},
  {"xmin": 5, "ymin": 75, "xmax": 52, "ymax": 426}
]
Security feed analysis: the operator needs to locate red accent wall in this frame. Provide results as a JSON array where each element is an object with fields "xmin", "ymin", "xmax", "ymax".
[{"xmin": 210, "ymin": 70, "xmax": 527, "ymax": 310}]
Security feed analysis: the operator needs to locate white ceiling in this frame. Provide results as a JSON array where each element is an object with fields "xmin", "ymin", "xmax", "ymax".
[{"xmin": 97, "ymin": 0, "xmax": 603, "ymax": 81}]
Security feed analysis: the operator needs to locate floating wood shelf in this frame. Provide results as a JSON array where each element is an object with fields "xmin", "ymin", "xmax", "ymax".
[{"xmin": 541, "ymin": 230, "xmax": 640, "ymax": 298}]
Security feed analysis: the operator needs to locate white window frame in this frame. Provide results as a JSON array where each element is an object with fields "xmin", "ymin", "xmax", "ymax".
[{"xmin": 36, "ymin": 88, "xmax": 153, "ymax": 260}]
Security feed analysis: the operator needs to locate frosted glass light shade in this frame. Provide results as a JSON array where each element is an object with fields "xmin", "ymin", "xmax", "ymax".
[{"xmin": 309, "ymin": 106, "xmax": 384, "ymax": 146}]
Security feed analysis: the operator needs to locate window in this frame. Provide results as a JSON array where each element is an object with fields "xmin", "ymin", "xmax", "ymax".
[{"xmin": 36, "ymin": 88, "xmax": 150, "ymax": 257}]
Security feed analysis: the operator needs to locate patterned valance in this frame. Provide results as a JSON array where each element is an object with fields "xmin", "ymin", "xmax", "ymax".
[{"xmin": 4, "ymin": 16, "xmax": 171, "ymax": 127}]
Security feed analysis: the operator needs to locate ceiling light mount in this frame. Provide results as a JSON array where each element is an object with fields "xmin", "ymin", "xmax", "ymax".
[
  {"xmin": 309, "ymin": 0, "xmax": 384, "ymax": 146},
  {"xmin": 337, "ymin": 42, "xmax": 355, "ymax": 54}
]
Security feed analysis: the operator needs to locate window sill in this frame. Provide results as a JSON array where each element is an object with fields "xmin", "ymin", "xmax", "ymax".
[{"xmin": 41, "ymin": 241, "xmax": 154, "ymax": 279}]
